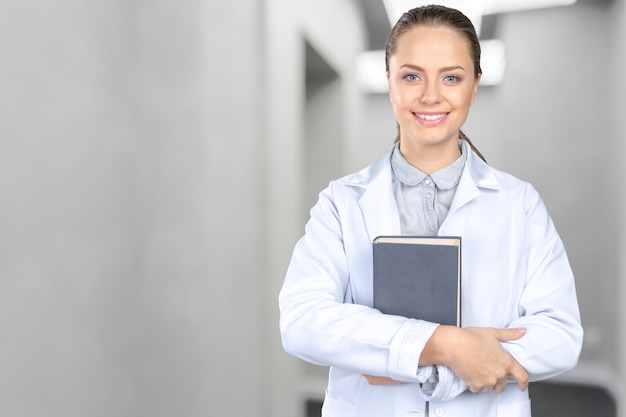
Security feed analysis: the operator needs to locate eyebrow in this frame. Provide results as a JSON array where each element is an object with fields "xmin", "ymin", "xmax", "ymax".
[{"xmin": 399, "ymin": 64, "xmax": 466, "ymax": 73}]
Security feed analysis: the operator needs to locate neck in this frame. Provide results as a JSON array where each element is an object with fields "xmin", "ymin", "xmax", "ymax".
[{"xmin": 399, "ymin": 139, "xmax": 461, "ymax": 174}]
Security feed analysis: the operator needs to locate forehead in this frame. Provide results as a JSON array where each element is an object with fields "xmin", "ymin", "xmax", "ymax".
[{"xmin": 390, "ymin": 25, "xmax": 473, "ymax": 68}]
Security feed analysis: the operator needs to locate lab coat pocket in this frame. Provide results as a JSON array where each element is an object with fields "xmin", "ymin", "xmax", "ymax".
[{"xmin": 321, "ymin": 391, "xmax": 356, "ymax": 417}]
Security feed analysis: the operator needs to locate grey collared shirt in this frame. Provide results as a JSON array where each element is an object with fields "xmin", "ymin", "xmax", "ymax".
[{"xmin": 391, "ymin": 141, "xmax": 467, "ymax": 236}]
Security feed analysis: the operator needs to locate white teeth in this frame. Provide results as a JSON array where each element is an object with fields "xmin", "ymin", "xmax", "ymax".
[{"xmin": 416, "ymin": 113, "xmax": 446, "ymax": 121}]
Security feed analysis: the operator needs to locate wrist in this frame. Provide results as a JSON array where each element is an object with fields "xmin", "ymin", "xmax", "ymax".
[{"xmin": 420, "ymin": 325, "xmax": 457, "ymax": 367}]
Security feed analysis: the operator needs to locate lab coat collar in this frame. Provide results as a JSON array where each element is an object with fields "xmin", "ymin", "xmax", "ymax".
[
  {"xmin": 461, "ymin": 140, "xmax": 500, "ymax": 191},
  {"xmin": 346, "ymin": 146, "xmax": 401, "ymax": 242},
  {"xmin": 448, "ymin": 140, "xmax": 500, "ymax": 218},
  {"xmin": 347, "ymin": 140, "xmax": 500, "ymax": 242}
]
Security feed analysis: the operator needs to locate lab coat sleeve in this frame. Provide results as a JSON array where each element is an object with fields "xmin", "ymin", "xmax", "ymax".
[
  {"xmin": 502, "ymin": 183, "xmax": 583, "ymax": 381},
  {"xmin": 420, "ymin": 365, "xmax": 468, "ymax": 402},
  {"xmin": 279, "ymin": 184, "xmax": 438, "ymax": 382}
]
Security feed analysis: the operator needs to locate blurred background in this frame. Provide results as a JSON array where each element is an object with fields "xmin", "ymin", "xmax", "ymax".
[{"xmin": 0, "ymin": 0, "xmax": 624, "ymax": 416}]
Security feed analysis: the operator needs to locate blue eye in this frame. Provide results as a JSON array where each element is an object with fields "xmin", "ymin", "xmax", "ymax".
[
  {"xmin": 404, "ymin": 74, "xmax": 420, "ymax": 81},
  {"xmin": 444, "ymin": 75, "xmax": 461, "ymax": 83}
]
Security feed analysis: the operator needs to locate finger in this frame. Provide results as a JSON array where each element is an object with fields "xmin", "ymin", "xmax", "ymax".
[
  {"xmin": 363, "ymin": 374, "xmax": 380, "ymax": 384},
  {"xmin": 494, "ymin": 378, "xmax": 508, "ymax": 392},
  {"xmin": 468, "ymin": 385, "xmax": 480, "ymax": 393},
  {"xmin": 498, "ymin": 327, "xmax": 526, "ymax": 342},
  {"xmin": 508, "ymin": 363, "xmax": 529, "ymax": 391}
]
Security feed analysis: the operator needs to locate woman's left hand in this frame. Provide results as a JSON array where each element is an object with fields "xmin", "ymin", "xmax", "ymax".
[{"xmin": 362, "ymin": 374, "xmax": 402, "ymax": 385}]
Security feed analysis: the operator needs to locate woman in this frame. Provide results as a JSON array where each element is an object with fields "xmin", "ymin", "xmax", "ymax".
[{"xmin": 279, "ymin": 5, "xmax": 583, "ymax": 416}]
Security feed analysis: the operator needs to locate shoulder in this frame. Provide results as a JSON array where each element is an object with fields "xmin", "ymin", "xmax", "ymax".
[{"xmin": 492, "ymin": 166, "xmax": 535, "ymax": 194}]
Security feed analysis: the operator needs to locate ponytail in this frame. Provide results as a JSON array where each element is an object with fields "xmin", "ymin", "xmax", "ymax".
[{"xmin": 459, "ymin": 130, "xmax": 487, "ymax": 162}]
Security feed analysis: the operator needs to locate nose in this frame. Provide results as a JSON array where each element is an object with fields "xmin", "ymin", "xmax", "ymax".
[{"xmin": 420, "ymin": 80, "xmax": 441, "ymax": 105}]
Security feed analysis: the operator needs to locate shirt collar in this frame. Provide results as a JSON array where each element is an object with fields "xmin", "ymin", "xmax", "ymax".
[{"xmin": 391, "ymin": 140, "xmax": 467, "ymax": 191}]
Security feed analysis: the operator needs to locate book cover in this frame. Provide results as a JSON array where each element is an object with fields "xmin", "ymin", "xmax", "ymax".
[{"xmin": 372, "ymin": 236, "xmax": 461, "ymax": 326}]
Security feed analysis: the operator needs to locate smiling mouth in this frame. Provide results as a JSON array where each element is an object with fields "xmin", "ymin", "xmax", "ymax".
[{"xmin": 415, "ymin": 112, "xmax": 449, "ymax": 121}]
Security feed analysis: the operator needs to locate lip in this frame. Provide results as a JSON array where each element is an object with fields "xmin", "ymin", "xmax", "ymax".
[{"xmin": 413, "ymin": 111, "xmax": 450, "ymax": 126}]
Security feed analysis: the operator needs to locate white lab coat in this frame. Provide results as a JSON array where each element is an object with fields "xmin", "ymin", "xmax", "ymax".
[{"xmin": 279, "ymin": 141, "xmax": 583, "ymax": 417}]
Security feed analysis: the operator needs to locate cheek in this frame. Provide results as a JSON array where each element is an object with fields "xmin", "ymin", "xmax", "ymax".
[
  {"xmin": 451, "ymin": 90, "xmax": 475, "ymax": 110},
  {"xmin": 388, "ymin": 81, "xmax": 407, "ymax": 105},
  {"xmin": 389, "ymin": 88, "xmax": 410, "ymax": 110},
  {"xmin": 388, "ymin": 90, "xmax": 400, "ymax": 109},
  {"xmin": 389, "ymin": 95, "xmax": 411, "ymax": 120}
]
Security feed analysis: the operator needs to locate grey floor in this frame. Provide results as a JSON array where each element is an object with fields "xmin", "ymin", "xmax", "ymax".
[{"xmin": 530, "ymin": 381, "xmax": 616, "ymax": 417}]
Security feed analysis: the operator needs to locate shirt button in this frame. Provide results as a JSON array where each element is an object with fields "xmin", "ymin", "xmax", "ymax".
[
  {"xmin": 425, "ymin": 179, "xmax": 432, "ymax": 185},
  {"xmin": 434, "ymin": 406, "xmax": 445, "ymax": 416},
  {"xmin": 425, "ymin": 193, "xmax": 432, "ymax": 199}
]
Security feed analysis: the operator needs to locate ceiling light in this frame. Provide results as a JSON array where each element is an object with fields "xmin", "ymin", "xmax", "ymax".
[
  {"xmin": 355, "ymin": 50, "xmax": 388, "ymax": 94},
  {"xmin": 479, "ymin": 39, "xmax": 506, "ymax": 86}
]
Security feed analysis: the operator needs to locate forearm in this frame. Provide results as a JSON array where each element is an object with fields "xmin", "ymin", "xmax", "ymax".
[
  {"xmin": 280, "ymin": 291, "xmax": 440, "ymax": 380},
  {"xmin": 501, "ymin": 316, "xmax": 583, "ymax": 381}
]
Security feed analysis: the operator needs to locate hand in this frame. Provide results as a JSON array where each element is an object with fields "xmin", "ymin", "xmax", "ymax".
[
  {"xmin": 453, "ymin": 327, "xmax": 528, "ymax": 393},
  {"xmin": 362, "ymin": 374, "xmax": 402, "ymax": 385},
  {"xmin": 424, "ymin": 326, "xmax": 528, "ymax": 393}
]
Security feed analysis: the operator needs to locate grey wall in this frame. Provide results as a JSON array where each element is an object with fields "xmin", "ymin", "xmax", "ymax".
[
  {"xmin": 611, "ymin": 0, "xmax": 626, "ymax": 412},
  {"xmin": 0, "ymin": 2, "xmax": 141, "ymax": 415},
  {"xmin": 265, "ymin": 0, "xmax": 367, "ymax": 413},
  {"xmin": 0, "ymin": 1, "xmax": 267, "ymax": 416},
  {"xmin": 0, "ymin": 0, "xmax": 365, "ymax": 416}
]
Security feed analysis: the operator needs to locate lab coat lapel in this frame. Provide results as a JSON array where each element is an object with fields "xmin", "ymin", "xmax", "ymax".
[
  {"xmin": 447, "ymin": 168, "xmax": 481, "ymax": 219},
  {"xmin": 356, "ymin": 151, "xmax": 401, "ymax": 243},
  {"xmin": 446, "ymin": 142, "xmax": 500, "ymax": 220}
]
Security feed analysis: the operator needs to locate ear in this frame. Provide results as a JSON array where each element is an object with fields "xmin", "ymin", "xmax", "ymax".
[
  {"xmin": 470, "ymin": 73, "xmax": 481, "ymax": 105},
  {"xmin": 386, "ymin": 70, "xmax": 392, "ymax": 102}
]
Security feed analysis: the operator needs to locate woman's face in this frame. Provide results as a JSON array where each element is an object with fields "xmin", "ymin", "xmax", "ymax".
[{"xmin": 387, "ymin": 25, "xmax": 480, "ymax": 150}]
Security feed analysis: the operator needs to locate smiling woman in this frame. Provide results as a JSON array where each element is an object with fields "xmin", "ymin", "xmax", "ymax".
[{"xmin": 279, "ymin": 5, "xmax": 582, "ymax": 417}]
